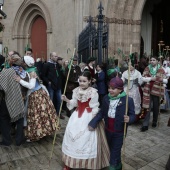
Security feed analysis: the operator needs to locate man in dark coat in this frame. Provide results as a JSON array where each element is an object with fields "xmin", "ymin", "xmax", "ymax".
[{"xmin": 42, "ymin": 52, "xmax": 65, "ymax": 119}]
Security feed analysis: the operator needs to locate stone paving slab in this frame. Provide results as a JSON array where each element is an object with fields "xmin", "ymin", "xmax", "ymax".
[{"xmin": 0, "ymin": 111, "xmax": 169, "ymax": 170}]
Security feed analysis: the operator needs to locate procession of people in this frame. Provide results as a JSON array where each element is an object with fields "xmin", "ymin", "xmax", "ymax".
[{"xmin": 0, "ymin": 49, "xmax": 170, "ymax": 170}]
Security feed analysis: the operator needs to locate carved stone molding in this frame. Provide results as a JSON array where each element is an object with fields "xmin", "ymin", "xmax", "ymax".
[
  {"xmin": 83, "ymin": 16, "xmax": 141, "ymax": 25},
  {"xmin": 12, "ymin": 35, "xmax": 30, "ymax": 40}
]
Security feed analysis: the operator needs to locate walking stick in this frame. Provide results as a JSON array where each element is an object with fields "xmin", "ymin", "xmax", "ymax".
[
  {"xmin": 122, "ymin": 45, "xmax": 132, "ymax": 170},
  {"xmin": 157, "ymin": 56, "xmax": 163, "ymax": 127},
  {"xmin": 4, "ymin": 47, "xmax": 8, "ymax": 68},
  {"xmin": 49, "ymin": 48, "xmax": 76, "ymax": 167}
]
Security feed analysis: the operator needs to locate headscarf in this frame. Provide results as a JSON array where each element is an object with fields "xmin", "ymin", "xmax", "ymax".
[
  {"xmin": 109, "ymin": 77, "xmax": 124, "ymax": 90},
  {"xmin": 23, "ymin": 56, "xmax": 35, "ymax": 67},
  {"xmin": 10, "ymin": 54, "xmax": 23, "ymax": 66}
]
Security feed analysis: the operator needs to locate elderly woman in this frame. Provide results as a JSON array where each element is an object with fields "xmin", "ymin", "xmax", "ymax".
[
  {"xmin": 0, "ymin": 54, "xmax": 26, "ymax": 146},
  {"xmin": 15, "ymin": 55, "xmax": 60, "ymax": 142}
]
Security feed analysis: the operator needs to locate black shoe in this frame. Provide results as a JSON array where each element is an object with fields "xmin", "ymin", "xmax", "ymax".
[
  {"xmin": 11, "ymin": 128, "xmax": 16, "ymax": 136},
  {"xmin": 152, "ymin": 122, "xmax": 157, "ymax": 128},
  {"xmin": 66, "ymin": 112, "xmax": 71, "ymax": 118},
  {"xmin": 0, "ymin": 141, "xmax": 10, "ymax": 147},
  {"xmin": 60, "ymin": 114, "xmax": 65, "ymax": 119},
  {"xmin": 140, "ymin": 126, "xmax": 148, "ymax": 132},
  {"xmin": 16, "ymin": 138, "xmax": 26, "ymax": 146}
]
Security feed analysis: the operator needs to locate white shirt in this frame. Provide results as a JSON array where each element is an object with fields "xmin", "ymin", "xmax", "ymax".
[{"xmin": 108, "ymin": 99, "xmax": 120, "ymax": 118}]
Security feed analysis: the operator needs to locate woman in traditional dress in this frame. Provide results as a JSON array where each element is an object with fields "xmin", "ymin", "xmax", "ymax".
[
  {"xmin": 61, "ymin": 71, "xmax": 109, "ymax": 170},
  {"xmin": 161, "ymin": 60, "xmax": 170, "ymax": 110},
  {"xmin": 121, "ymin": 65, "xmax": 143, "ymax": 120},
  {"xmin": 15, "ymin": 55, "xmax": 60, "ymax": 142},
  {"xmin": 0, "ymin": 54, "xmax": 26, "ymax": 146}
]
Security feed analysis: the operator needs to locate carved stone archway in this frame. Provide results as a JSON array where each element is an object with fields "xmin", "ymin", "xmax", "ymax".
[{"xmin": 12, "ymin": 0, "xmax": 52, "ymax": 55}]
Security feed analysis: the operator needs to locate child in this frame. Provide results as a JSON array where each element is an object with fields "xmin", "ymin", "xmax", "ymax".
[
  {"xmin": 121, "ymin": 64, "xmax": 143, "ymax": 119},
  {"xmin": 141, "ymin": 56, "xmax": 167, "ymax": 131},
  {"xmin": 96, "ymin": 63, "xmax": 107, "ymax": 106},
  {"xmin": 88, "ymin": 77, "xmax": 136, "ymax": 170},
  {"xmin": 61, "ymin": 71, "xmax": 109, "ymax": 170}
]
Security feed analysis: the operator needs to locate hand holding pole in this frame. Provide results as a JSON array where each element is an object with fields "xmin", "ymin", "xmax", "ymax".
[
  {"xmin": 122, "ymin": 44, "xmax": 132, "ymax": 170},
  {"xmin": 49, "ymin": 48, "xmax": 76, "ymax": 167}
]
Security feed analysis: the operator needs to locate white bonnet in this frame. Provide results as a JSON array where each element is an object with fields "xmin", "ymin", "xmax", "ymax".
[
  {"xmin": 36, "ymin": 58, "xmax": 41, "ymax": 62},
  {"xmin": 163, "ymin": 60, "xmax": 168, "ymax": 68},
  {"xmin": 24, "ymin": 55, "xmax": 35, "ymax": 67}
]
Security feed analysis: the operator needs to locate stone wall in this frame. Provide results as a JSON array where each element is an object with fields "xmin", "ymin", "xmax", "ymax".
[{"xmin": 1, "ymin": 0, "xmax": 147, "ymax": 60}]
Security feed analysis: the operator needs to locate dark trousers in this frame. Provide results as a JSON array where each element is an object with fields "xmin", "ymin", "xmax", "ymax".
[
  {"xmin": 105, "ymin": 130, "xmax": 123, "ymax": 167},
  {"xmin": 99, "ymin": 94, "xmax": 105, "ymax": 107},
  {"xmin": 166, "ymin": 155, "xmax": 170, "ymax": 170},
  {"xmin": 143, "ymin": 94, "xmax": 160, "ymax": 126},
  {"xmin": 47, "ymin": 85, "xmax": 61, "ymax": 114},
  {"xmin": 0, "ymin": 99, "xmax": 24, "ymax": 145}
]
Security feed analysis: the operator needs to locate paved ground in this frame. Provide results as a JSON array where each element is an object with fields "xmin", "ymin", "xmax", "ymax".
[{"xmin": 0, "ymin": 110, "xmax": 169, "ymax": 170}]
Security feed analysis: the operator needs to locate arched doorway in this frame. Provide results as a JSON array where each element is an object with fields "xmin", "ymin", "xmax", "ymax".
[
  {"xmin": 31, "ymin": 16, "xmax": 47, "ymax": 61},
  {"xmin": 151, "ymin": 0, "xmax": 170, "ymax": 56},
  {"xmin": 141, "ymin": 0, "xmax": 170, "ymax": 56}
]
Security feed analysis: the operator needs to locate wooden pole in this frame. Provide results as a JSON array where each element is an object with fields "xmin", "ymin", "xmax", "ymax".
[
  {"xmin": 122, "ymin": 44, "xmax": 132, "ymax": 170},
  {"xmin": 158, "ymin": 56, "xmax": 163, "ymax": 127},
  {"xmin": 49, "ymin": 48, "xmax": 76, "ymax": 167},
  {"xmin": 3, "ymin": 47, "xmax": 8, "ymax": 68}
]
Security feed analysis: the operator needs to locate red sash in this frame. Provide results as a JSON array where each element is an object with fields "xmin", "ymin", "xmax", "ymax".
[{"xmin": 76, "ymin": 98, "xmax": 92, "ymax": 118}]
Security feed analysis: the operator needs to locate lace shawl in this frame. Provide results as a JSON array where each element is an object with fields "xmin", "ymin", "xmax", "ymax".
[{"xmin": 67, "ymin": 87, "xmax": 99, "ymax": 115}]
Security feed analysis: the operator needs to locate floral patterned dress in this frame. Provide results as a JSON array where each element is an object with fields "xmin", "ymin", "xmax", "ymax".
[{"xmin": 19, "ymin": 71, "xmax": 60, "ymax": 141}]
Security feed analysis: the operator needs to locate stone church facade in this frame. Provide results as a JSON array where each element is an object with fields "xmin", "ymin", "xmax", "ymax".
[{"xmin": 1, "ymin": 0, "xmax": 162, "ymax": 60}]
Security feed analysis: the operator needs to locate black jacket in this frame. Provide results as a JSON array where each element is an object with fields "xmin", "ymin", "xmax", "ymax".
[
  {"xmin": 89, "ymin": 95, "xmax": 136, "ymax": 132},
  {"xmin": 42, "ymin": 62, "xmax": 62, "ymax": 90},
  {"xmin": 65, "ymin": 65, "xmax": 81, "ymax": 92}
]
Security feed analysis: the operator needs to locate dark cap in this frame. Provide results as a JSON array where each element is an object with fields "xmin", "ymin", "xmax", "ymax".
[
  {"xmin": 57, "ymin": 57, "xmax": 63, "ymax": 61},
  {"xmin": 88, "ymin": 57, "xmax": 97, "ymax": 62},
  {"xmin": 109, "ymin": 77, "xmax": 124, "ymax": 90},
  {"xmin": 73, "ymin": 56, "xmax": 78, "ymax": 61}
]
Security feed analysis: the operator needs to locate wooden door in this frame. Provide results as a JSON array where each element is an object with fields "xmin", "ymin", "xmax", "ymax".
[{"xmin": 31, "ymin": 16, "xmax": 47, "ymax": 61}]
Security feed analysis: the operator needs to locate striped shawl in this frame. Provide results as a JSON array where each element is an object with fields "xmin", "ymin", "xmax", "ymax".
[
  {"xmin": 142, "ymin": 66, "xmax": 165, "ymax": 109},
  {"xmin": 0, "ymin": 68, "xmax": 24, "ymax": 122}
]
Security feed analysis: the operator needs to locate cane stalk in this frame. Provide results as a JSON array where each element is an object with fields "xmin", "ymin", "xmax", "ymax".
[
  {"xmin": 122, "ymin": 45, "xmax": 132, "ymax": 170},
  {"xmin": 158, "ymin": 56, "xmax": 163, "ymax": 127},
  {"xmin": 49, "ymin": 48, "xmax": 76, "ymax": 167},
  {"xmin": 4, "ymin": 47, "xmax": 8, "ymax": 68}
]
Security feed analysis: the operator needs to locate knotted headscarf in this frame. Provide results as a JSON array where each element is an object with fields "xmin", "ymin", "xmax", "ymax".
[{"xmin": 109, "ymin": 77, "xmax": 124, "ymax": 90}]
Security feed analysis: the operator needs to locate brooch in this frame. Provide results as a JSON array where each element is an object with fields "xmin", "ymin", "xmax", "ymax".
[{"xmin": 117, "ymin": 101, "xmax": 122, "ymax": 106}]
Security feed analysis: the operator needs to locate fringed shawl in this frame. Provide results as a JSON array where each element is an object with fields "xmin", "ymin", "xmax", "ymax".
[
  {"xmin": 142, "ymin": 66, "xmax": 165, "ymax": 109},
  {"xmin": 0, "ymin": 68, "xmax": 24, "ymax": 122}
]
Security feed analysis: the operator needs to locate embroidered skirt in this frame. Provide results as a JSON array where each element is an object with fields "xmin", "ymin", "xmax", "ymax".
[
  {"xmin": 62, "ymin": 121, "xmax": 110, "ymax": 169},
  {"xmin": 25, "ymin": 88, "xmax": 60, "ymax": 141}
]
